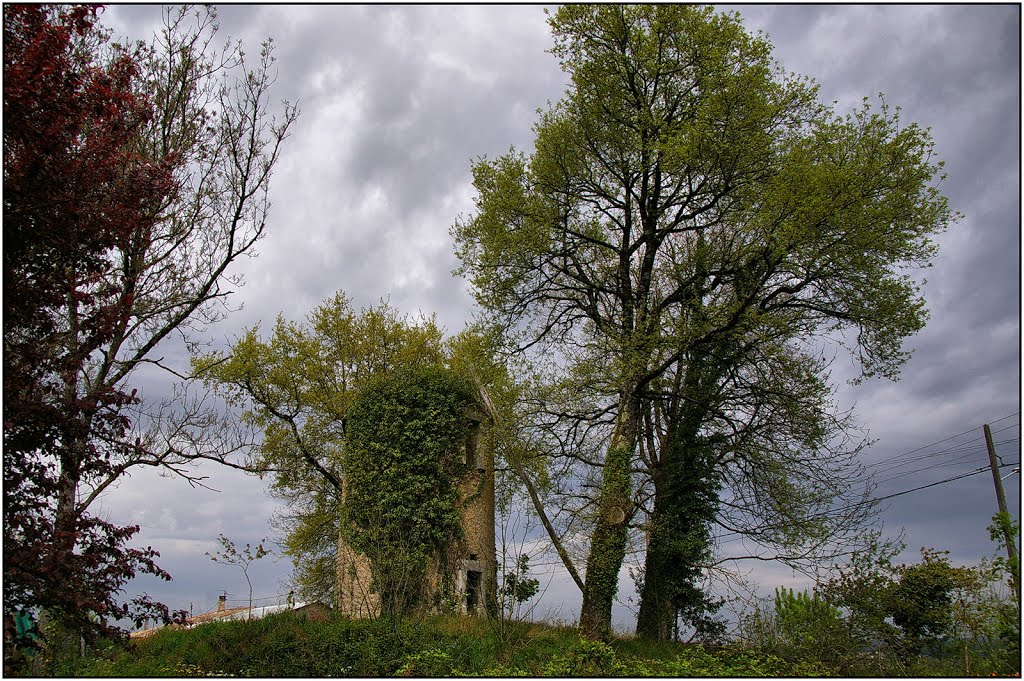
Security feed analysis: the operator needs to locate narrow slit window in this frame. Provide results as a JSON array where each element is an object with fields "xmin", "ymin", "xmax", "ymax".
[{"xmin": 464, "ymin": 421, "xmax": 479, "ymax": 468}]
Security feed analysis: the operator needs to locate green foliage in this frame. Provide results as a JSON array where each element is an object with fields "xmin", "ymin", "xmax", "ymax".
[
  {"xmin": 196, "ymin": 293, "xmax": 449, "ymax": 604},
  {"xmin": 454, "ymin": 3, "xmax": 955, "ymax": 638},
  {"xmin": 656, "ymin": 647, "xmax": 829, "ymax": 677},
  {"xmin": 774, "ymin": 587, "xmax": 842, "ymax": 635},
  {"xmin": 542, "ymin": 638, "xmax": 626, "ymax": 676},
  {"xmin": 821, "ymin": 546, "xmax": 979, "ymax": 664},
  {"xmin": 943, "ymin": 556, "xmax": 1021, "ymax": 676},
  {"xmin": 342, "ymin": 365, "xmax": 477, "ymax": 618},
  {"xmin": 196, "ymin": 294, "xmax": 522, "ymax": 612},
  {"xmin": 988, "ymin": 512, "xmax": 1021, "ymax": 604},
  {"xmin": 60, "ymin": 610, "xmax": 843, "ymax": 678},
  {"xmin": 740, "ymin": 587, "xmax": 846, "ymax": 671},
  {"xmin": 396, "ymin": 644, "xmax": 461, "ymax": 677},
  {"xmin": 815, "ymin": 535, "xmax": 904, "ymax": 662},
  {"xmin": 739, "ymin": 528, "xmax": 1023, "ymax": 677},
  {"xmin": 889, "ymin": 549, "xmax": 966, "ymax": 654},
  {"xmin": 500, "ymin": 554, "xmax": 540, "ymax": 619},
  {"xmin": 69, "ymin": 613, "xmax": 429, "ymax": 677}
]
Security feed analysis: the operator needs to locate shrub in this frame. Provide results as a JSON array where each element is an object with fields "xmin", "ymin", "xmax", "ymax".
[
  {"xmin": 541, "ymin": 638, "xmax": 628, "ymax": 676},
  {"xmin": 397, "ymin": 646, "xmax": 461, "ymax": 676}
]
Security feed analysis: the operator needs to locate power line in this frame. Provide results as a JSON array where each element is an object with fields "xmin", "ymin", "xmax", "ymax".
[
  {"xmin": 990, "ymin": 422, "xmax": 1021, "ymax": 436},
  {"xmin": 872, "ymin": 464, "xmax": 1007, "ymax": 503},
  {"xmin": 864, "ymin": 411, "xmax": 1019, "ymax": 470},
  {"xmin": 865, "ymin": 418, "xmax": 1019, "ymax": 479},
  {"xmin": 850, "ymin": 461, "xmax": 1019, "ymax": 512},
  {"xmin": 871, "ymin": 438, "xmax": 1020, "ymax": 485},
  {"xmin": 868, "ymin": 431, "xmax": 1007, "ymax": 471},
  {"xmin": 713, "ymin": 461, "xmax": 1020, "ymax": 545},
  {"xmin": 707, "ymin": 416, "xmax": 1021, "ymax": 556}
]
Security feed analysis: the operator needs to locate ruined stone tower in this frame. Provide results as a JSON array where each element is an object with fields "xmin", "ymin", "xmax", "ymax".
[{"xmin": 335, "ymin": 406, "xmax": 496, "ymax": 618}]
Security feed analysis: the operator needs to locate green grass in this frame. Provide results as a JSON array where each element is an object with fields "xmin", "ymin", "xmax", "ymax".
[
  {"xmin": 63, "ymin": 609, "xmax": 1019, "ymax": 677},
  {"xmin": 57, "ymin": 611, "xmax": 835, "ymax": 677}
]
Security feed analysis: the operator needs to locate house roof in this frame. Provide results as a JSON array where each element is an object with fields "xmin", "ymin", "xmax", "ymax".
[{"xmin": 129, "ymin": 602, "xmax": 312, "ymax": 639}]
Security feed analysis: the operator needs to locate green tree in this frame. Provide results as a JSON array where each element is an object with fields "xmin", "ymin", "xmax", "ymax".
[
  {"xmin": 889, "ymin": 549, "xmax": 975, "ymax": 658},
  {"xmin": 499, "ymin": 554, "xmax": 541, "ymax": 620},
  {"xmin": 453, "ymin": 5, "xmax": 952, "ymax": 638},
  {"xmin": 817, "ymin": 535, "xmax": 905, "ymax": 671},
  {"xmin": 945, "ymin": 557, "xmax": 1021, "ymax": 676},
  {"xmin": 742, "ymin": 587, "xmax": 845, "ymax": 670},
  {"xmin": 206, "ymin": 534, "xmax": 271, "ymax": 620},
  {"xmin": 823, "ymin": 545, "xmax": 970, "ymax": 668},
  {"xmin": 194, "ymin": 293, "xmax": 447, "ymax": 605}
]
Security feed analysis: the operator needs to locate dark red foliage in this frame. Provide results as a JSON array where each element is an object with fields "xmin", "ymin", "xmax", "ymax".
[{"xmin": 3, "ymin": 4, "xmax": 181, "ymax": 663}]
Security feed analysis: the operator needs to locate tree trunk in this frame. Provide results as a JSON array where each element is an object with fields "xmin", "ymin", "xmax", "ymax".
[
  {"xmin": 635, "ymin": 468, "xmax": 673, "ymax": 640},
  {"xmin": 635, "ymin": 436, "xmax": 720, "ymax": 641},
  {"xmin": 636, "ymin": 353, "xmax": 722, "ymax": 641},
  {"xmin": 578, "ymin": 390, "xmax": 641, "ymax": 640}
]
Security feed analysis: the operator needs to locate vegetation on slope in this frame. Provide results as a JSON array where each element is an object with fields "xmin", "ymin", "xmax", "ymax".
[{"xmin": 55, "ymin": 612, "xmax": 832, "ymax": 677}]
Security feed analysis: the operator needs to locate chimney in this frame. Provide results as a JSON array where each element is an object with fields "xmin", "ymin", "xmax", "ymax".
[{"xmin": 217, "ymin": 594, "xmax": 226, "ymax": 612}]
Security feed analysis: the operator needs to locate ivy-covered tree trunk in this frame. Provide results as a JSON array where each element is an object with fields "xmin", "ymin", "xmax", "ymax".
[
  {"xmin": 579, "ymin": 388, "xmax": 641, "ymax": 640},
  {"xmin": 635, "ymin": 466, "xmax": 673, "ymax": 641},
  {"xmin": 635, "ymin": 436, "xmax": 719, "ymax": 640},
  {"xmin": 636, "ymin": 353, "xmax": 723, "ymax": 641}
]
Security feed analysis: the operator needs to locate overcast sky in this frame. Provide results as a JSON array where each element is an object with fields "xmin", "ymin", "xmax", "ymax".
[{"xmin": 94, "ymin": 4, "xmax": 1020, "ymax": 633}]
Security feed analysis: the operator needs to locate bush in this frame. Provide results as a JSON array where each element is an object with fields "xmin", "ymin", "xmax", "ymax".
[
  {"xmin": 541, "ymin": 638, "xmax": 628, "ymax": 676},
  {"xmin": 397, "ymin": 645, "xmax": 461, "ymax": 676}
]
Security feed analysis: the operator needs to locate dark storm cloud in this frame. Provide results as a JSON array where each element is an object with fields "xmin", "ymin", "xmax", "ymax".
[
  {"xmin": 337, "ymin": 5, "xmax": 564, "ymax": 219},
  {"xmin": 139, "ymin": 5, "xmax": 571, "ymax": 335}
]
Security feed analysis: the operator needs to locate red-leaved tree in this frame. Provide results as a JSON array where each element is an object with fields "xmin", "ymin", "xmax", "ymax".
[
  {"xmin": 3, "ymin": 3, "xmax": 181, "ymax": 654},
  {"xmin": 3, "ymin": 4, "xmax": 297, "ymax": 663}
]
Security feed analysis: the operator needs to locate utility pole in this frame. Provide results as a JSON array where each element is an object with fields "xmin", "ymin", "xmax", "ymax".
[{"xmin": 984, "ymin": 423, "xmax": 1020, "ymax": 603}]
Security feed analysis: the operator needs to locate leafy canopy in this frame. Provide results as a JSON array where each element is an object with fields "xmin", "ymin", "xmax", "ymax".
[{"xmin": 452, "ymin": 4, "xmax": 955, "ymax": 638}]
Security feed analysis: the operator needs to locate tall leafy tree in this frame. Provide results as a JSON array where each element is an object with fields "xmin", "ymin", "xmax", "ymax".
[
  {"xmin": 196, "ymin": 294, "xmax": 530, "ymax": 609},
  {"xmin": 453, "ymin": 5, "xmax": 953, "ymax": 638},
  {"xmin": 4, "ymin": 4, "xmax": 178, "ymax": 650},
  {"xmin": 3, "ymin": 4, "xmax": 296, "ymax": 651}
]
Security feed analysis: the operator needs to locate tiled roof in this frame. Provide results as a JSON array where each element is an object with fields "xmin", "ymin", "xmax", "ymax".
[
  {"xmin": 129, "ymin": 604, "xmax": 250, "ymax": 639},
  {"xmin": 129, "ymin": 601, "xmax": 322, "ymax": 638}
]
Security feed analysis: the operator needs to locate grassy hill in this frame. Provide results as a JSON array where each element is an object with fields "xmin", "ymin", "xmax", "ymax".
[{"xmin": 56, "ymin": 611, "xmax": 829, "ymax": 677}]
